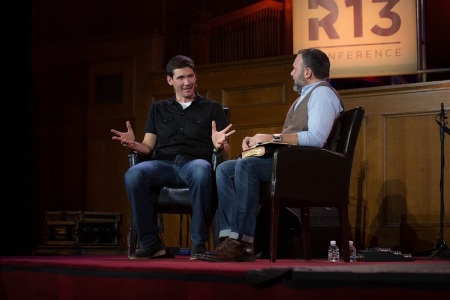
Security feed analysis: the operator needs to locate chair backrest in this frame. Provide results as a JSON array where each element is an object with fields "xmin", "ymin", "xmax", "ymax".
[
  {"xmin": 128, "ymin": 106, "xmax": 230, "ymax": 254},
  {"xmin": 155, "ymin": 105, "xmax": 230, "ymax": 211},
  {"xmin": 264, "ymin": 107, "xmax": 365, "ymax": 262},
  {"xmin": 324, "ymin": 107, "xmax": 365, "ymax": 159},
  {"xmin": 223, "ymin": 107, "xmax": 230, "ymax": 120}
]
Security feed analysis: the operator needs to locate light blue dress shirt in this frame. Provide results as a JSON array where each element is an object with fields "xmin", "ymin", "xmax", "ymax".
[{"xmin": 294, "ymin": 81, "xmax": 343, "ymax": 147}]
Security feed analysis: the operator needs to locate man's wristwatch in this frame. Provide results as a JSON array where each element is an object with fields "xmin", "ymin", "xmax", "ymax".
[{"xmin": 272, "ymin": 134, "xmax": 282, "ymax": 143}]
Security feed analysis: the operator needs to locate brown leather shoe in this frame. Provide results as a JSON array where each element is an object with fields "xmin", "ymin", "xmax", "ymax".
[{"xmin": 194, "ymin": 238, "xmax": 255, "ymax": 262}]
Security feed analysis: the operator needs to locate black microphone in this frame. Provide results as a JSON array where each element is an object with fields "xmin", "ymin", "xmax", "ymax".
[{"xmin": 438, "ymin": 103, "xmax": 450, "ymax": 135}]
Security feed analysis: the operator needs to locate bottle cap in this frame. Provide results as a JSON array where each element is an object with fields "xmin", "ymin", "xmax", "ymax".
[{"xmin": 330, "ymin": 240, "xmax": 336, "ymax": 245}]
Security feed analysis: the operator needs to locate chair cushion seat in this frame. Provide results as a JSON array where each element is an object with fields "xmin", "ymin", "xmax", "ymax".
[{"xmin": 156, "ymin": 186, "xmax": 191, "ymax": 213}]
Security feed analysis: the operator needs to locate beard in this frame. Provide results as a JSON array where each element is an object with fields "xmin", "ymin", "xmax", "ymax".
[
  {"xmin": 293, "ymin": 75, "xmax": 306, "ymax": 94},
  {"xmin": 293, "ymin": 82, "xmax": 301, "ymax": 93}
]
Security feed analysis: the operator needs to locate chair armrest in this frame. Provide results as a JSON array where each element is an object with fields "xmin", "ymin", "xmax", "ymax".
[
  {"xmin": 212, "ymin": 150, "xmax": 226, "ymax": 171},
  {"xmin": 127, "ymin": 151, "xmax": 150, "ymax": 167},
  {"xmin": 269, "ymin": 146, "xmax": 351, "ymax": 205},
  {"xmin": 128, "ymin": 151, "xmax": 138, "ymax": 167}
]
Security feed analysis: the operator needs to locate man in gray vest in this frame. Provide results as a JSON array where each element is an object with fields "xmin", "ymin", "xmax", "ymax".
[{"xmin": 195, "ymin": 48, "xmax": 344, "ymax": 262}]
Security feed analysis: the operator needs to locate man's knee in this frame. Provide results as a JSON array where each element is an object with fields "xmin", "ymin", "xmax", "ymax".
[
  {"xmin": 217, "ymin": 159, "xmax": 237, "ymax": 173},
  {"xmin": 124, "ymin": 167, "xmax": 140, "ymax": 186},
  {"xmin": 190, "ymin": 160, "xmax": 212, "ymax": 179}
]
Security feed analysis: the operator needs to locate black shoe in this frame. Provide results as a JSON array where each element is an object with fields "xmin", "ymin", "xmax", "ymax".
[
  {"xmin": 129, "ymin": 240, "xmax": 166, "ymax": 260},
  {"xmin": 190, "ymin": 243, "xmax": 206, "ymax": 260},
  {"xmin": 194, "ymin": 238, "xmax": 255, "ymax": 262}
]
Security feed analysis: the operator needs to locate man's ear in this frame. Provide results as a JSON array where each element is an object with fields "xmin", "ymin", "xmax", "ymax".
[
  {"xmin": 304, "ymin": 67, "xmax": 312, "ymax": 79},
  {"xmin": 166, "ymin": 75, "xmax": 173, "ymax": 86}
]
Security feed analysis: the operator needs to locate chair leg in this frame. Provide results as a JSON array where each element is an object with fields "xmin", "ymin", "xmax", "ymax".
[
  {"xmin": 300, "ymin": 208, "xmax": 311, "ymax": 260},
  {"xmin": 129, "ymin": 213, "xmax": 138, "ymax": 257},
  {"xmin": 340, "ymin": 206, "xmax": 350, "ymax": 262},
  {"xmin": 211, "ymin": 209, "xmax": 219, "ymax": 247},
  {"xmin": 269, "ymin": 199, "xmax": 280, "ymax": 262}
]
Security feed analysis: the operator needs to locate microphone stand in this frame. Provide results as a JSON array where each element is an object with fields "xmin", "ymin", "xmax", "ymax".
[{"xmin": 428, "ymin": 103, "xmax": 450, "ymax": 259}]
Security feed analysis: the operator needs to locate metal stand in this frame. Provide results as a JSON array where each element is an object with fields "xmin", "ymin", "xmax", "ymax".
[{"xmin": 428, "ymin": 103, "xmax": 450, "ymax": 259}]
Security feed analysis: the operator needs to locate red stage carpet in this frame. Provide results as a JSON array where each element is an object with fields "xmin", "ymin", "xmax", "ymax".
[{"xmin": 1, "ymin": 254, "xmax": 450, "ymax": 300}]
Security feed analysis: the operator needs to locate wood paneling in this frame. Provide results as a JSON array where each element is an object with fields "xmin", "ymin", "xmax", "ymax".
[
  {"xmin": 339, "ymin": 81, "xmax": 450, "ymax": 252},
  {"xmin": 142, "ymin": 56, "xmax": 450, "ymax": 253},
  {"xmin": 88, "ymin": 49, "xmax": 449, "ymax": 255},
  {"xmin": 85, "ymin": 36, "xmax": 157, "ymax": 250}
]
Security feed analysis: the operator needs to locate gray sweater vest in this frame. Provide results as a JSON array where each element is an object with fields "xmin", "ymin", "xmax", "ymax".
[{"xmin": 282, "ymin": 81, "xmax": 342, "ymax": 134}]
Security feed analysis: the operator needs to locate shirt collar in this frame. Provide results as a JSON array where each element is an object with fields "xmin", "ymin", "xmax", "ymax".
[
  {"xmin": 300, "ymin": 81, "xmax": 325, "ymax": 99},
  {"xmin": 170, "ymin": 92, "xmax": 201, "ymax": 106}
]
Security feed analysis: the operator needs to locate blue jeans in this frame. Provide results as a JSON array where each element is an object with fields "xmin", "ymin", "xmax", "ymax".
[
  {"xmin": 215, "ymin": 157, "xmax": 272, "ymax": 244},
  {"xmin": 124, "ymin": 155, "xmax": 212, "ymax": 248}
]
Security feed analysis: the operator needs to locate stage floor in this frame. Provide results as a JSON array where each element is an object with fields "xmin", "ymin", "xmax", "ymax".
[{"xmin": 1, "ymin": 254, "xmax": 450, "ymax": 300}]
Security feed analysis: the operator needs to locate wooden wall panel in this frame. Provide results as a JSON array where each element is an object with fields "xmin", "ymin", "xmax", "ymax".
[
  {"xmin": 340, "ymin": 81, "xmax": 450, "ymax": 252},
  {"xmin": 86, "ymin": 36, "xmax": 158, "ymax": 250},
  {"xmin": 95, "ymin": 52, "xmax": 449, "ymax": 254},
  {"xmin": 142, "ymin": 56, "xmax": 450, "ymax": 254}
]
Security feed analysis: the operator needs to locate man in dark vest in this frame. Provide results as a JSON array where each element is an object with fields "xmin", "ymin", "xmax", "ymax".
[{"xmin": 196, "ymin": 48, "xmax": 344, "ymax": 262}]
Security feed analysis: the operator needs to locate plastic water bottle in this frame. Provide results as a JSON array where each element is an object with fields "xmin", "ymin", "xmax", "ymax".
[
  {"xmin": 328, "ymin": 240, "xmax": 340, "ymax": 262},
  {"xmin": 349, "ymin": 240, "xmax": 357, "ymax": 262}
]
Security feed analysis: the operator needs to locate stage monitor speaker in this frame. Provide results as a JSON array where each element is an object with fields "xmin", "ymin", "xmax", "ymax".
[{"xmin": 254, "ymin": 206, "xmax": 343, "ymax": 259}]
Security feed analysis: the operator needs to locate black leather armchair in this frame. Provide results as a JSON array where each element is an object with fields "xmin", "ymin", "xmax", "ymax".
[
  {"xmin": 127, "ymin": 108, "xmax": 229, "ymax": 256},
  {"xmin": 261, "ymin": 107, "xmax": 365, "ymax": 262}
]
